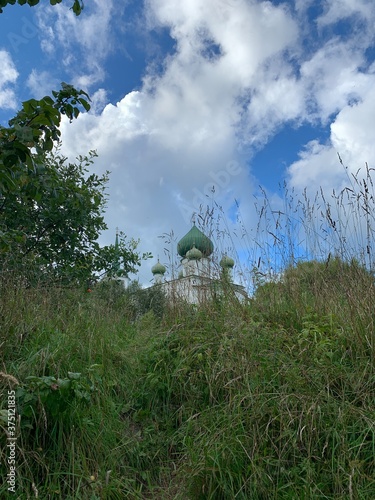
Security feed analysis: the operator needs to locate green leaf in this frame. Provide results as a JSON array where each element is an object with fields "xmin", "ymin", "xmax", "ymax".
[
  {"xmin": 78, "ymin": 97, "xmax": 91, "ymax": 112},
  {"xmin": 57, "ymin": 379, "xmax": 71, "ymax": 390},
  {"xmin": 3, "ymin": 154, "xmax": 18, "ymax": 168},
  {"xmin": 72, "ymin": 0, "xmax": 83, "ymax": 16},
  {"xmin": 15, "ymin": 125, "xmax": 34, "ymax": 143},
  {"xmin": 43, "ymin": 137, "xmax": 53, "ymax": 151},
  {"xmin": 42, "ymin": 96, "xmax": 54, "ymax": 106}
]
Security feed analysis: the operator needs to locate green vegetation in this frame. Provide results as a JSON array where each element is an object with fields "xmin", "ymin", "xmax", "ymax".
[
  {"xmin": 0, "ymin": 86, "xmax": 149, "ymax": 285},
  {"xmin": 0, "ymin": 2, "xmax": 373, "ymax": 495},
  {"xmin": 0, "ymin": 145, "xmax": 148, "ymax": 285},
  {"xmin": 0, "ymin": 0, "xmax": 148, "ymax": 288},
  {"xmin": 1, "ymin": 251, "xmax": 374, "ymax": 498},
  {"xmin": 0, "ymin": 3, "xmax": 144, "ymax": 284},
  {"xmin": 0, "ymin": 1, "xmax": 83, "ymax": 16}
]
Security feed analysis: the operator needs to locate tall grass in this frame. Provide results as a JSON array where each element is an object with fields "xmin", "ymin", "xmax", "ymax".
[{"xmin": 1, "ymin": 167, "xmax": 375, "ymax": 498}]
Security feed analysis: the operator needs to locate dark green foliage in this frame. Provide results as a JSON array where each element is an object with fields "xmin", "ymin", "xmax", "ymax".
[
  {"xmin": 0, "ymin": 149, "xmax": 147, "ymax": 284},
  {"xmin": 0, "ymin": 83, "xmax": 149, "ymax": 284},
  {"xmin": 1, "ymin": 150, "xmax": 103, "ymax": 283},
  {"xmin": 92, "ymin": 280, "xmax": 166, "ymax": 320},
  {"xmin": 253, "ymin": 256, "xmax": 375, "ymax": 333},
  {"xmin": 95, "ymin": 236, "xmax": 151, "ymax": 282},
  {"xmin": 0, "ymin": 84, "xmax": 90, "ymax": 187},
  {"xmin": 0, "ymin": 0, "xmax": 83, "ymax": 15},
  {"xmin": 15, "ymin": 369, "xmax": 99, "ymax": 454},
  {"xmin": 0, "ymin": 266, "xmax": 375, "ymax": 498},
  {"xmin": 122, "ymin": 300, "xmax": 374, "ymax": 498},
  {"xmin": 1, "ymin": 148, "xmax": 375, "ymax": 496},
  {"xmin": 125, "ymin": 281, "xmax": 167, "ymax": 319}
]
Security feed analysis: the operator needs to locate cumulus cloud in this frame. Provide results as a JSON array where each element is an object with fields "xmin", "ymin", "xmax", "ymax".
[
  {"xmin": 143, "ymin": 0, "xmax": 299, "ymax": 147},
  {"xmin": 0, "ymin": 49, "xmax": 18, "ymax": 110},
  {"xmin": 331, "ymin": 88, "xmax": 375, "ymax": 164},
  {"xmin": 57, "ymin": 0, "xmax": 375, "ymax": 282},
  {"xmin": 288, "ymin": 79, "xmax": 375, "ymax": 191},
  {"xmin": 287, "ymin": 141, "xmax": 342, "ymax": 191},
  {"xmin": 300, "ymin": 38, "xmax": 371, "ymax": 122},
  {"xmin": 57, "ymin": 0, "xmax": 299, "ymax": 283},
  {"xmin": 89, "ymin": 88, "xmax": 110, "ymax": 115}
]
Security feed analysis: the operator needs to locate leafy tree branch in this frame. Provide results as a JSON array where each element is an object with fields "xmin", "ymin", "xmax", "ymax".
[{"xmin": 0, "ymin": 0, "xmax": 83, "ymax": 16}]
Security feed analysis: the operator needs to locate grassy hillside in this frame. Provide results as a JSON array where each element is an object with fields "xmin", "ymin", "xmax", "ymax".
[{"xmin": 1, "ymin": 258, "xmax": 374, "ymax": 499}]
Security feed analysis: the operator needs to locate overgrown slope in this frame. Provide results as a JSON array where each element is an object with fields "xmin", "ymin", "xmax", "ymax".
[{"xmin": 0, "ymin": 262, "xmax": 374, "ymax": 499}]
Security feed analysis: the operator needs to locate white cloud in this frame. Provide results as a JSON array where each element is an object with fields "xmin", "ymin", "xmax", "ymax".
[
  {"xmin": 142, "ymin": 0, "xmax": 299, "ymax": 149},
  {"xmin": 36, "ymin": 0, "xmax": 117, "ymax": 89},
  {"xmin": 57, "ymin": 0, "xmax": 375, "ymax": 282},
  {"xmin": 285, "ymin": 83, "xmax": 375, "ymax": 265},
  {"xmin": 57, "ymin": 0, "xmax": 301, "ymax": 283},
  {"xmin": 90, "ymin": 88, "xmax": 110, "ymax": 115},
  {"xmin": 287, "ymin": 79, "xmax": 375, "ymax": 193},
  {"xmin": 331, "ymin": 87, "xmax": 375, "ymax": 164},
  {"xmin": 26, "ymin": 69, "xmax": 59, "ymax": 99},
  {"xmin": 0, "ymin": 49, "xmax": 18, "ymax": 110},
  {"xmin": 317, "ymin": 0, "xmax": 375, "ymax": 27},
  {"xmin": 241, "ymin": 62, "xmax": 305, "ymax": 147},
  {"xmin": 294, "ymin": 0, "xmax": 316, "ymax": 14},
  {"xmin": 287, "ymin": 140, "xmax": 342, "ymax": 192},
  {"xmin": 300, "ymin": 38, "xmax": 371, "ymax": 122}
]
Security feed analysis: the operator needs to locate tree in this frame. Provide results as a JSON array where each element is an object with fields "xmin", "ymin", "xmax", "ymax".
[
  {"xmin": 0, "ymin": 82, "xmax": 91, "ymax": 193},
  {"xmin": 0, "ymin": 0, "xmax": 85, "ymax": 196},
  {"xmin": 0, "ymin": 146, "xmax": 150, "ymax": 285},
  {"xmin": 0, "ymin": 84, "xmax": 150, "ymax": 284},
  {"xmin": 0, "ymin": 0, "xmax": 83, "ymax": 16},
  {"xmin": 0, "ymin": 5, "xmax": 149, "ymax": 284}
]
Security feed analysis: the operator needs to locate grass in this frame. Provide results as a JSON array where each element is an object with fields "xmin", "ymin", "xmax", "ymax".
[{"xmin": 1, "ymin": 170, "xmax": 375, "ymax": 498}]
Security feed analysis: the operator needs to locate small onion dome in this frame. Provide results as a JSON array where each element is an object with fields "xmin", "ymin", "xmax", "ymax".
[
  {"xmin": 220, "ymin": 255, "xmax": 235, "ymax": 269},
  {"xmin": 151, "ymin": 260, "xmax": 166, "ymax": 275},
  {"xmin": 186, "ymin": 244, "xmax": 203, "ymax": 261},
  {"xmin": 177, "ymin": 225, "xmax": 214, "ymax": 258}
]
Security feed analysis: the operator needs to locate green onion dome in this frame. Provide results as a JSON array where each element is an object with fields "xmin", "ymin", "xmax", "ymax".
[
  {"xmin": 151, "ymin": 260, "xmax": 166, "ymax": 275},
  {"xmin": 186, "ymin": 244, "xmax": 203, "ymax": 261},
  {"xmin": 177, "ymin": 225, "xmax": 214, "ymax": 258},
  {"xmin": 220, "ymin": 255, "xmax": 235, "ymax": 268}
]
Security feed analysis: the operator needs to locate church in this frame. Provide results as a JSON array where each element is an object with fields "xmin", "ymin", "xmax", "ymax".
[{"xmin": 150, "ymin": 224, "xmax": 247, "ymax": 304}]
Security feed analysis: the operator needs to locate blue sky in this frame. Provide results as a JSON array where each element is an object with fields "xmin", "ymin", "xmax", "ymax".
[{"xmin": 1, "ymin": 0, "xmax": 375, "ymax": 286}]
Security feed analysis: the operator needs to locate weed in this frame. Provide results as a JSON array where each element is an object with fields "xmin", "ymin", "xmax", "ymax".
[{"xmin": 1, "ymin": 166, "xmax": 375, "ymax": 497}]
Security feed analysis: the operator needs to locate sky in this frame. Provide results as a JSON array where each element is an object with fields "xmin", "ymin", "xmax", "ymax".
[{"xmin": 1, "ymin": 0, "xmax": 375, "ymax": 288}]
